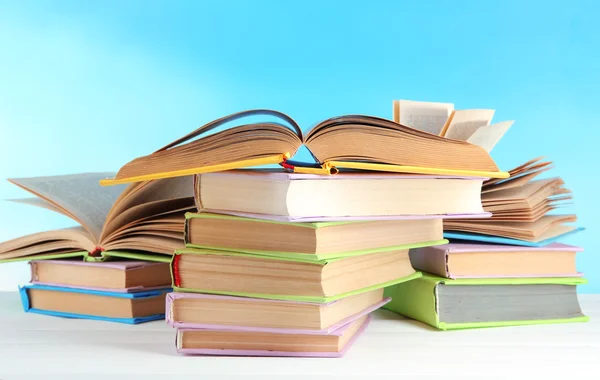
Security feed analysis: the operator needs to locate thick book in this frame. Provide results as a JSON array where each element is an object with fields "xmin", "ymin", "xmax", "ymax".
[
  {"xmin": 0, "ymin": 173, "xmax": 194, "ymax": 263},
  {"xmin": 175, "ymin": 315, "xmax": 370, "ymax": 357},
  {"xmin": 193, "ymin": 170, "xmax": 491, "ymax": 221},
  {"xmin": 171, "ymin": 247, "xmax": 421, "ymax": 303},
  {"xmin": 19, "ymin": 284, "xmax": 170, "ymax": 324},
  {"xmin": 98, "ymin": 109, "xmax": 508, "ymax": 186},
  {"xmin": 444, "ymin": 157, "xmax": 582, "ymax": 245},
  {"xmin": 166, "ymin": 289, "xmax": 389, "ymax": 334},
  {"xmin": 393, "ymin": 100, "xmax": 513, "ymax": 153},
  {"xmin": 409, "ymin": 243, "xmax": 583, "ymax": 279},
  {"xmin": 29, "ymin": 260, "xmax": 172, "ymax": 292},
  {"xmin": 383, "ymin": 274, "xmax": 589, "ymax": 330},
  {"xmin": 184, "ymin": 212, "xmax": 447, "ymax": 261}
]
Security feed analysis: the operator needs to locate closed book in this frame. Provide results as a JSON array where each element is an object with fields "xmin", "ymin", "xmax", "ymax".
[
  {"xmin": 383, "ymin": 274, "xmax": 589, "ymax": 330},
  {"xmin": 175, "ymin": 315, "xmax": 370, "ymax": 357},
  {"xmin": 166, "ymin": 289, "xmax": 389, "ymax": 334},
  {"xmin": 184, "ymin": 212, "xmax": 446, "ymax": 261},
  {"xmin": 193, "ymin": 170, "xmax": 490, "ymax": 221},
  {"xmin": 171, "ymin": 248, "xmax": 420, "ymax": 303},
  {"xmin": 409, "ymin": 243, "xmax": 583, "ymax": 279},
  {"xmin": 20, "ymin": 284, "xmax": 170, "ymax": 324},
  {"xmin": 30, "ymin": 259, "xmax": 172, "ymax": 292}
]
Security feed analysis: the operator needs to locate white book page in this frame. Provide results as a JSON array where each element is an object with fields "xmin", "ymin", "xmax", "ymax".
[
  {"xmin": 444, "ymin": 109, "xmax": 495, "ymax": 140},
  {"xmin": 467, "ymin": 120, "xmax": 514, "ymax": 152},
  {"xmin": 7, "ymin": 197, "xmax": 66, "ymax": 216},
  {"xmin": 397, "ymin": 100, "xmax": 454, "ymax": 135},
  {"xmin": 8, "ymin": 173, "xmax": 127, "ymax": 240}
]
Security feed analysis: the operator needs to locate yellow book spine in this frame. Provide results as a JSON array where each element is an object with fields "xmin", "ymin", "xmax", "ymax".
[
  {"xmin": 99, "ymin": 154, "xmax": 289, "ymax": 186},
  {"xmin": 326, "ymin": 160, "xmax": 510, "ymax": 179}
]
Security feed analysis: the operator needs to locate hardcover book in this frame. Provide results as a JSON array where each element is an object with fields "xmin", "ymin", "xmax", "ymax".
[
  {"xmin": 171, "ymin": 247, "xmax": 421, "ymax": 303},
  {"xmin": 409, "ymin": 243, "xmax": 583, "ymax": 279},
  {"xmin": 20, "ymin": 284, "xmax": 170, "ymax": 324},
  {"xmin": 29, "ymin": 260, "xmax": 172, "ymax": 292},
  {"xmin": 98, "ymin": 109, "xmax": 508, "ymax": 186},
  {"xmin": 0, "ymin": 173, "xmax": 194, "ymax": 263},
  {"xmin": 184, "ymin": 212, "xmax": 447, "ymax": 261},
  {"xmin": 193, "ymin": 170, "xmax": 491, "ymax": 221},
  {"xmin": 175, "ymin": 315, "xmax": 371, "ymax": 357},
  {"xmin": 383, "ymin": 274, "xmax": 589, "ymax": 330},
  {"xmin": 166, "ymin": 289, "xmax": 389, "ymax": 334}
]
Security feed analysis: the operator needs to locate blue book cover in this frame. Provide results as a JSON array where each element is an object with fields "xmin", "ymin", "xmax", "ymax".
[
  {"xmin": 19, "ymin": 284, "xmax": 171, "ymax": 324},
  {"xmin": 444, "ymin": 227, "xmax": 585, "ymax": 247}
]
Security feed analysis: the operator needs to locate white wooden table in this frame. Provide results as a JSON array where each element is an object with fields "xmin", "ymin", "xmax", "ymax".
[{"xmin": 1, "ymin": 292, "xmax": 598, "ymax": 379}]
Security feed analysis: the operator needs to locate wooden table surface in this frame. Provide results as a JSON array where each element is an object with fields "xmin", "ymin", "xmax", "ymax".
[{"xmin": 1, "ymin": 292, "xmax": 598, "ymax": 379}]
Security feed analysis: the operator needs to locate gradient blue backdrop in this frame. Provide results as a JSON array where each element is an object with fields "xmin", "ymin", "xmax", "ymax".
[{"xmin": 0, "ymin": 0, "xmax": 597, "ymax": 291}]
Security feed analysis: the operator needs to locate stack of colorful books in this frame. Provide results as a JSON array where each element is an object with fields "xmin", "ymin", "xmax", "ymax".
[
  {"xmin": 164, "ymin": 170, "xmax": 494, "ymax": 356},
  {"xmin": 20, "ymin": 259, "xmax": 171, "ymax": 324},
  {"xmin": 0, "ymin": 173, "xmax": 195, "ymax": 323},
  {"xmin": 93, "ymin": 108, "xmax": 511, "ymax": 356},
  {"xmin": 384, "ymin": 157, "xmax": 588, "ymax": 329}
]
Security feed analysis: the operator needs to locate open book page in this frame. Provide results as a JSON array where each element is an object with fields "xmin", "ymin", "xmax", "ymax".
[
  {"xmin": 394, "ymin": 100, "xmax": 454, "ymax": 135},
  {"xmin": 466, "ymin": 120, "xmax": 513, "ymax": 152},
  {"xmin": 101, "ymin": 197, "xmax": 194, "ymax": 242},
  {"xmin": 8, "ymin": 173, "xmax": 127, "ymax": 240},
  {"xmin": 483, "ymin": 157, "xmax": 551, "ymax": 188},
  {"xmin": 482, "ymin": 167, "xmax": 550, "ymax": 194},
  {"xmin": 7, "ymin": 197, "xmax": 67, "ymax": 216},
  {"xmin": 104, "ymin": 235, "xmax": 184, "ymax": 255},
  {"xmin": 101, "ymin": 176, "xmax": 194, "ymax": 240},
  {"xmin": 443, "ymin": 109, "xmax": 495, "ymax": 140},
  {"xmin": 0, "ymin": 227, "xmax": 96, "ymax": 260}
]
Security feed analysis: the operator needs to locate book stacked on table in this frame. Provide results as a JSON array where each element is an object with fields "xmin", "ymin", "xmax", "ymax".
[
  {"xmin": 164, "ymin": 170, "xmax": 494, "ymax": 357},
  {"xmin": 20, "ymin": 259, "xmax": 172, "ymax": 324},
  {"xmin": 0, "ymin": 173, "xmax": 195, "ymax": 323},
  {"xmin": 95, "ymin": 108, "xmax": 510, "ymax": 356},
  {"xmin": 384, "ymin": 157, "xmax": 588, "ymax": 329}
]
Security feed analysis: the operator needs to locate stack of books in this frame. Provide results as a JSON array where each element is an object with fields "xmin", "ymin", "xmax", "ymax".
[
  {"xmin": 20, "ymin": 259, "xmax": 171, "ymax": 324},
  {"xmin": 166, "ymin": 171, "xmax": 494, "ymax": 356},
  {"xmin": 99, "ymin": 108, "xmax": 509, "ymax": 356},
  {"xmin": 0, "ymin": 173, "xmax": 195, "ymax": 323},
  {"xmin": 384, "ymin": 157, "xmax": 588, "ymax": 329}
]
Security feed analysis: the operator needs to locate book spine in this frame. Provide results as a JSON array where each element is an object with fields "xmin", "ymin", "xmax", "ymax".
[{"xmin": 172, "ymin": 254, "xmax": 182, "ymax": 288}]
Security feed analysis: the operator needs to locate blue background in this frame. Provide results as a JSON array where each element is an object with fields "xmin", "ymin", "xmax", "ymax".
[{"xmin": 0, "ymin": 0, "xmax": 597, "ymax": 291}]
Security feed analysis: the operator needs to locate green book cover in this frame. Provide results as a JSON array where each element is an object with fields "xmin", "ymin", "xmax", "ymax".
[
  {"xmin": 171, "ymin": 247, "xmax": 422, "ymax": 303},
  {"xmin": 383, "ymin": 273, "xmax": 589, "ymax": 330},
  {"xmin": 184, "ymin": 212, "xmax": 448, "ymax": 261},
  {"xmin": 0, "ymin": 250, "xmax": 172, "ymax": 264}
]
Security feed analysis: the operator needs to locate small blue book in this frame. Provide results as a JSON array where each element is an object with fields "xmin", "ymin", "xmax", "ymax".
[{"xmin": 19, "ymin": 284, "xmax": 171, "ymax": 324}]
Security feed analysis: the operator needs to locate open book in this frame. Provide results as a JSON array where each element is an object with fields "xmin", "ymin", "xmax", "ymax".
[
  {"xmin": 0, "ymin": 173, "xmax": 195, "ymax": 263},
  {"xmin": 99, "ymin": 109, "xmax": 508, "ymax": 186},
  {"xmin": 443, "ymin": 157, "xmax": 582, "ymax": 246},
  {"xmin": 393, "ymin": 100, "xmax": 513, "ymax": 152}
]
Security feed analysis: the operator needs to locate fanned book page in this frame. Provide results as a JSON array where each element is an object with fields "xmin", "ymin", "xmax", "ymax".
[
  {"xmin": 98, "ymin": 109, "xmax": 508, "ymax": 186},
  {"xmin": 444, "ymin": 157, "xmax": 581, "ymax": 244},
  {"xmin": 442, "ymin": 109, "xmax": 495, "ymax": 140},
  {"xmin": 392, "ymin": 99, "xmax": 454, "ymax": 135},
  {"xmin": 0, "ymin": 173, "xmax": 195, "ymax": 262}
]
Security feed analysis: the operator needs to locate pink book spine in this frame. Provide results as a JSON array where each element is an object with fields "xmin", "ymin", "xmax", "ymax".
[{"xmin": 175, "ymin": 316, "xmax": 371, "ymax": 358}]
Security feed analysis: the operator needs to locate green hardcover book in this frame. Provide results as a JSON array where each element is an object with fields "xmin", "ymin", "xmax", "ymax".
[
  {"xmin": 0, "ymin": 173, "xmax": 195, "ymax": 263},
  {"xmin": 184, "ymin": 212, "xmax": 448, "ymax": 262},
  {"xmin": 383, "ymin": 274, "xmax": 589, "ymax": 330},
  {"xmin": 171, "ymin": 247, "xmax": 422, "ymax": 303}
]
